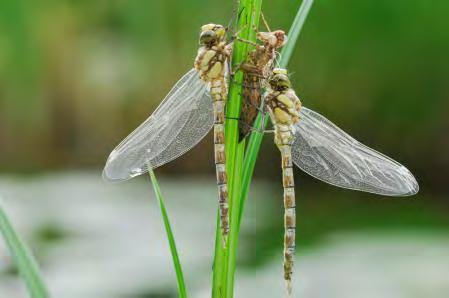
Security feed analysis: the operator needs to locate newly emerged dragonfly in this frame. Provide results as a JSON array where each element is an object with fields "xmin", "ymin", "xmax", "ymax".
[
  {"xmin": 262, "ymin": 68, "xmax": 419, "ymax": 295},
  {"xmin": 103, "ymin": 24, "xmax": 233, "ymax": 243}
]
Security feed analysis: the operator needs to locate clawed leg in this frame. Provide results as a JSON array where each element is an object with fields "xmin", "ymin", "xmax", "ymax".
[
  {"xmin": 250, "ymin": 125, "xmax": 274, "ymax": 134},
  {"xmin": 260, "ymin": 11, "xmax": 271, "ymax": 32},
  {"xmin": 229, "ymin": 62, "xmax": 242, "ymax": 77},
  {"xmin": 229, "ymin": 10, "xmax": 271, "ymax": 42},
  {"xmin": 230, "ymin": 23, "xmax": 253, "ymax": 43},
  {"xmin": 235, "ymin": 36, "xmax": 258, "ymax": 47},
  {"xmin": 231, "ymin": 18, "xmax": 259, "ymax": 48},
  {"xmin": 229, "ymin": 79, "xmax": 259, "ymax": 89}
]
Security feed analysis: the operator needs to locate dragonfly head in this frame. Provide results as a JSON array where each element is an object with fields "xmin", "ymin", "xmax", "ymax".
[
  {"xmin": 199, "ymin": 24, "xmax": 226, "ymax": 46},
  {"xmin": 257, "ymin": 30, "xmax": 288, "ymax": 49},
  {"xmin": 269, "ymin": 68, "xmax": 291, "ymax": 91}
]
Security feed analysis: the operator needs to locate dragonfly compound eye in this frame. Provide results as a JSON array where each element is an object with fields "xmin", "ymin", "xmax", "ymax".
[
  {"xmin": 200, "ymin": 30, "xmax": 217, "ymax": 45},
  {"xmin": 213, "ymin": 25, "xmax": 226, "ymax": 39},
  {"xmin": 270, "ymin": 73, "xmax": 291, "ymax": 90}
]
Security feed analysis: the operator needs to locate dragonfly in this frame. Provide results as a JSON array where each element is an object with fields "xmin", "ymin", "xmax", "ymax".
[
  {"xmin": 261, "ymin": 68, "xmax": 419, "ymax": 296},
  {"xmin": 103, "ymin": 23, "xmax": 233, "ymax": 244},
  {"xmin": 236, "ymin": 16, "xmax": 288, "ymax": 141}
]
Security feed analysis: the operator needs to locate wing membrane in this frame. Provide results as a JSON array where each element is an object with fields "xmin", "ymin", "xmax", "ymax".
[
  {"xmin": 103, "ymin": 69, "xmax": 214, "ymax": 181},
  {"xmin": 292, "ymin": 107, "xmax": 419, "ymax": 196}
]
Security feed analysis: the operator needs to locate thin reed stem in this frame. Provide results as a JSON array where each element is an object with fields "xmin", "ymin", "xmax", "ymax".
[
  {"xmin": 148, "ymin": 169, "xmax": 187, "ymax": 298},
  {"xmin": 0, "ymin": 199, "xmax": 50, "ymax": 298},
  {"xmin": 212, "ymin": 0, "xmax": 262, "ymax": 297}
]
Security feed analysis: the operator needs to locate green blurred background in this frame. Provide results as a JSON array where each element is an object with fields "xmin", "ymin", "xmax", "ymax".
[{"xmin": 0, "ymin": 0, "xmax": 449, "ymax": 297}]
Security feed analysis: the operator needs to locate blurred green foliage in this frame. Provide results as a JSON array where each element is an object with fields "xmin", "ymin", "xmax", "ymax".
[{"xmin": 0, "ymin": 0, "xmax": 447, "ymax": 194}]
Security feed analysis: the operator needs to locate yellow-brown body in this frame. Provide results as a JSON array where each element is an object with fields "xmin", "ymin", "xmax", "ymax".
[
  {"xmin": 194, "ymin": 24, "xmax": 232, "ymax": 243},
  {"xmin": 265, "ymin": 76, "xmax": 301, "ymax": 295}
]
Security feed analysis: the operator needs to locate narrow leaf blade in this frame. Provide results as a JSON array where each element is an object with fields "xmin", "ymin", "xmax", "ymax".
[
  {"xmin": 0, "ymin": 199, "xmax": 50, "ymax": 298},
  {"xmin": 148, "ymin": 169, "xmax": 187, "ymax": 298}
]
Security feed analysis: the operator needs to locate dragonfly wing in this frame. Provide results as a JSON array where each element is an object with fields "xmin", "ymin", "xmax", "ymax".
[
  {"xmin": 103, "ymin": 68, "xmax": 214, "ymax": 181},
  {"xmin": 291, "ymin": 107, "xmax": 419, "ymax": 196}
]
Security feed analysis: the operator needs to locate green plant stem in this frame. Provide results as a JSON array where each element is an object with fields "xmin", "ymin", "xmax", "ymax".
[
  {"xmin": 224, "ymin": 0, "xmax": 262, "ymax": 296},
  {"xmin": 238, "ymin": 0, "xmax": 315, "ymax": 227},
  {"xmin": 0, "ymin": 199, "xmax": 50, "ymax": 298},
  {"xmin": 213, "ymin": 1, "xmax": 313, "ymax": 297},
  {"xmin": 148, "ymin": 169, "xmax": 187, "ymax": 298},
  {"xmin": 212, "ymin": 208, "xmax": 226, "ymax": 298},
  {"xmin": 211, "ymin": 0, "xmax": 262, "ymax": 297}
]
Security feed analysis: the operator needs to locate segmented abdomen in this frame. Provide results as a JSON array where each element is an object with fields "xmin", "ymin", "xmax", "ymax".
[
  {"xmin": 279, "ymin": 144, "xmax": 296, "ymax": 295},
  {"xmin": 210, "ymin": 78, "xmax": 229, "ymax": 242}
]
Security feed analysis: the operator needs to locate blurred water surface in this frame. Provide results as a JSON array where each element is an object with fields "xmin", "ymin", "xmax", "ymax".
[{"xmin": 0, "ymin": 173, "xmax": 448, "ymax": 297}]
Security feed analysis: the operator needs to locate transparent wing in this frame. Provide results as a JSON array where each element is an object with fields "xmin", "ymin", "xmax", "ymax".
[
  {"xmin": 103, "ymin": 68, "xmax": 214, "ymax": 182},
  {"xmin": 291, "ymin": 107, "xmax": 419, "ymax": 196}
]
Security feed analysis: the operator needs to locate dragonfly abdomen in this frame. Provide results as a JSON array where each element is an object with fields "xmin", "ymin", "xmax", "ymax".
[
  {"xmin": 194, "ymin": 24, "xmax": 232, "ymax": 245},
  {"xmin": 211, "ymin": 77, "xmax": 229, "ymax": 239},
  {"xmin": 280, "ymin": 144, "xmax": 296, "ymax": 295}
]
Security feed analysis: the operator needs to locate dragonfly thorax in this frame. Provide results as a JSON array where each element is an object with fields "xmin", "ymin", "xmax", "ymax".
[
  {"xmin": 266, "ymin": 85, "xmax": 302, "ymax": 146},
  {"xmin": 195, "ymin": 24, "xmax": 231, "ymax": 82}
]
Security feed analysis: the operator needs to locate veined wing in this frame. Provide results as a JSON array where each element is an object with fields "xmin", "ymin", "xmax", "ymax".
[
  {"xmin": 291, "ymin": 107, "xmax": 419, "ymax": 196},
  {"xmin": 103, "ymin": 68, "xmax": 214, "ymax": 182}
]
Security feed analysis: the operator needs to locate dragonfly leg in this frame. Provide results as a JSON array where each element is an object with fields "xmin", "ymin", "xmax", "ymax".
[
  {"xmin": 226, "ymin": 113, "xmax": 274, "ymax": 135},
  {"xmin": 246, "ymin": 122, "xmax": 275, "ymax": 135},
  {"xmin": 230, "ymin": 24, "xmax": 249, "ymax": 42},
  {"xmin": 226, "ymin": 115, "xmax": 265, "ymax": 134},
  {"xmin": 235, "ymin": 36, "xmax": 259, "ymax": 48},
  {"xmin": 260, "ymin": 11, "xmax": 272, "ymax": 32},
  {"xmin": 230, "ymin": 67, "xmax": 268, "ymax": 86},
  {"xmin": 229, "ymin": 62, "xmax": 242, "ymax": 77},
  {"xmin": 229, "ymin": 79, "xmax": 257, "ymax": 90}
]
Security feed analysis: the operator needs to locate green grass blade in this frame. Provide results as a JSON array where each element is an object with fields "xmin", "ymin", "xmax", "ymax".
[
  {"xmin": 224, "ymin": 0, "xmax": 262, "ymax": 296},
  {"xmin": 212, "ymin": 209, "xmax": 226, "ymax": 298},
  {"xmin": 224, "ymin": 143, "xmax": 246, "ymax": 298},
  {"xmin": 0, "ymin": 199, "xmax": 50, "ymax": 298},
  {"xmin": 238, "ymin": 0, "xmax": 315, "ymax": 225},
  {"xmin": 148, "ymin": 169, "xmax": 187, "ymax": 298},
  {"xmin": 279, "ymin": 0, "xmax": 315, "ymax": 68},
  {"xmin": 211, "ymin": 0, "xmax": 262, "ymax": 297}
]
